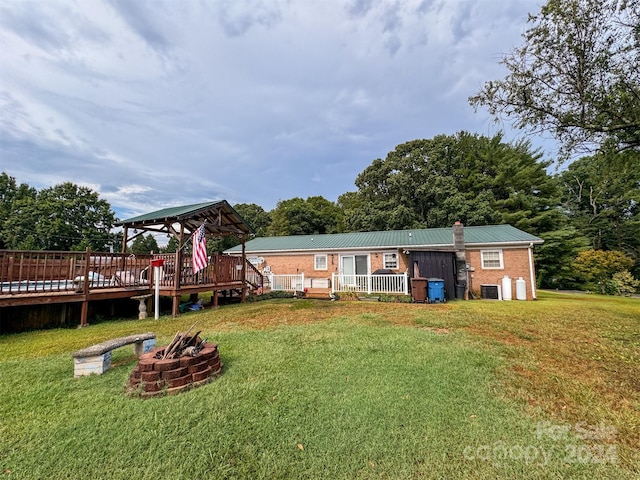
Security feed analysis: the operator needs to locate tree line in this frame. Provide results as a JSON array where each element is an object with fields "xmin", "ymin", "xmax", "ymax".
[
  {"xmin": 230, "ymin": 132, "xmax": 640, "ymax": 292},
  {"xmin": 3, "ymin": 130, "xmax": 637, "ymax": 292}
]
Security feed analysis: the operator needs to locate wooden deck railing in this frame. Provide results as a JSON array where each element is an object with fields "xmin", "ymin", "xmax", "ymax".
[
  {"xmin": 0, "ymin": 249, "xmax": 262, "ymax": 296},
  {"xmin": 0, "ymin": 249, "xmax": 154, "ymax": 294},
  {"xmin": 1, "ymin": 249, "xmax": 262, "ymax": 327},
  {"xmin": 1, "ymin": 250, "xmax": 81, "ymax": 287},
  {"xmin": 150, "ymin": 253, "xmax": 262, "ymax": 289},
  {"xmin": 245, "ymin": 261, "xmax": 263, "ymax": 289}
]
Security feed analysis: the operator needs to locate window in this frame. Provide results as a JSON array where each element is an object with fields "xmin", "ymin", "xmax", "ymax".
[
  {"xmin": 481, "ymin": 250, "xmax": 503, "ymax": 269},
  {"xmin": 383, "ymin": 252, "xmax": 398, "ymax": 269},
  {"xmin": 314, "ymin": 254, "xmax": 328, "ymax": 270}
]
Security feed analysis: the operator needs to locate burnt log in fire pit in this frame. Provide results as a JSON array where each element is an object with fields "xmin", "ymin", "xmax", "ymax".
[{"xmin": 126, "ymin": 324, "xmax": 222, "ymax": 397}]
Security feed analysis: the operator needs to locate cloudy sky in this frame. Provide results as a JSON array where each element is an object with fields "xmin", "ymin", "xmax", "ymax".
[{"xmin": 0, "ymin": 0, "xmax": 550, "ymax": 220}]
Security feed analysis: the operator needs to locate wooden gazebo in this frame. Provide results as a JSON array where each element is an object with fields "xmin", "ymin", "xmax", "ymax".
[
  {"xmin": 117, "ymin": 200, "xmax": 262, "ymax": 316},
  {"xmin": 117, "ymin": 200, "xmax": 253, "ymax": 250}
]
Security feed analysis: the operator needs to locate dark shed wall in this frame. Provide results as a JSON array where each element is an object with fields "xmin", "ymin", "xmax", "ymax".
[{"xmin": 409, "ymin": 251, "xmax": 456, "ymax": 301}]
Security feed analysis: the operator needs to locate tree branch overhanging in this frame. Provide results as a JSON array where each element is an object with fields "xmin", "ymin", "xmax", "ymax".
[{"xmin": 469, "ymin": 0, "xmax": 640, "ymax": 159}]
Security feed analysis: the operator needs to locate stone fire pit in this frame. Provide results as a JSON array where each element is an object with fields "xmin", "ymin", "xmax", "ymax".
[{"xmin": 126, "ymin": 326, "xmax": 222, "ymax": 397}]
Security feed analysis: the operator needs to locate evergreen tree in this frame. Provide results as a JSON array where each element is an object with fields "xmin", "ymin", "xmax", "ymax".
[{"xmin": 130, "ymin": 234, "xmax": 160, "ymax": 254}]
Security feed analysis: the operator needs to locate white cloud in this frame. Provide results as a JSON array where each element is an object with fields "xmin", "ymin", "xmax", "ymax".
[{"xmin": 0, "ymin": 0, "xmax": 551, "ymax": 213}]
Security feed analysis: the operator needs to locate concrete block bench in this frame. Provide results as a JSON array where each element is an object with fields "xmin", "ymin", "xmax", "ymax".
[{"xmin": 72, "ymin": 333, "xmax": 156, "ymax": 378}]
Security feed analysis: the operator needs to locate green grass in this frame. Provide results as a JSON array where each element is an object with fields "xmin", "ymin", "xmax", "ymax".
[{"xmin": 1, "ymin": 293, "xmax": 638, "ymax": 479}]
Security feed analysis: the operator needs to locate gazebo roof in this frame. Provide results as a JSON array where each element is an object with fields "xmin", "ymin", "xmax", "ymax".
[{"xmin": 116, "ymin": 200, "xmax": 253, "ymax": 237}]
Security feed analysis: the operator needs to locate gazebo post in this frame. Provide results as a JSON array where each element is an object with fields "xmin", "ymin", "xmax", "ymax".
[
  {"xmin": 79, "ymin": 247, "xmax": 91, "ymax": 327},
  {"xmin": 121, "ymin": 226, "xmax": 128, "ymax": 254},
  {"xmin": 172, "ymin": 223, "xmax": 185, "ymax": 317},
  {"xmin": 212, "ymin": 249, "xmax": 219, "ymax": 308}
]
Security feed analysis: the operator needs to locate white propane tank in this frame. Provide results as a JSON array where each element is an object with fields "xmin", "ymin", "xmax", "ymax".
[
  {"xmin": 502, "ymin": 275, "xmax": 512, "ymax": 300},
  {"xmin": 516, "ymin": 277, "xmax": 527, "ymax": 300}
]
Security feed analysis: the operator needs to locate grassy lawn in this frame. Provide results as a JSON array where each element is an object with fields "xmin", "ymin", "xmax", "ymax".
[{"xmin": 0, "ymin": 292, "xmax": 638, "ymax": 479}]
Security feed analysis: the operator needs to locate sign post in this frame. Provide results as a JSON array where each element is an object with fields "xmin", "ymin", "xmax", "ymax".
[{"xmin": 150, "ymin": 259, "xmax": 164, "ymax": 319}]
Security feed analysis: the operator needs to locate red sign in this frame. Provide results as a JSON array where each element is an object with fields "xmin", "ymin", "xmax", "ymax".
[{"xmin": 150, "ymin": 259, "xmax": 164, "ymax": 267}]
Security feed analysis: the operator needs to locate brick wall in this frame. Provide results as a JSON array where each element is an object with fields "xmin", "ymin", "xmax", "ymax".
[
  {"xmin": 258, "ymin": 250, "xmax": 410, "ymax": 280},
  {"xmin": 260, "ymin": 253, "xmax": 329, "ymax": 277},
  {"xmin": 466, "ymin": 247, "xmax": 536, "ymax": 300},
  {"xmin": 245, "ymin": 246, "xmax": 536, "ymax": 299},
  {"xmin": 257, "ymin": 250, "xmax": 409, "ymax": 278}
]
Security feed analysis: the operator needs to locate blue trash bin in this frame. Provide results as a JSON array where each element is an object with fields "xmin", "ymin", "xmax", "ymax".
[{"xmin": 427, "ymin": 278, "xmax": 445, "ymax": 303}]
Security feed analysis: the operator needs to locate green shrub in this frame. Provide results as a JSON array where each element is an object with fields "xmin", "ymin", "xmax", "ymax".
[
  {"xmin": 332, "ymin": 292, "xmax": 411, "ymax": 302},
  {"xmin": 610, "ymin": 270, "xmax": 640, "ymax": 296},
  {"xmin": 336, "ymin": 291, "xmax": 359, "ymax": 301},
  {"xmin": 378, "ymin": 294, "xmax": 412, "ymax": 303},
  {"xmin": 573, "ymin": 249, "xmax": 634, "ymax": 294},
  {"xmin": 247, "ymin": 290, "xmax": 296, "ymax": 302}
]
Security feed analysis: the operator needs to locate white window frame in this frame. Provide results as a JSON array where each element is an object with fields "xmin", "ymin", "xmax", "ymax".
[
  {"xmin": 314, "ymin": 254, "xmax": 328, "ymax": 271},
  {"xmin": 481, "ymin": 249, "xmax": 504, "ymax": 269},
  {"xmin": 383, "ymin": 252, "xmax": 399, "ymax": 269}
]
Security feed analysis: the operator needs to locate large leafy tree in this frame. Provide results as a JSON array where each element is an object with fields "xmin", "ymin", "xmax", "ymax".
[
  {"xmin": 2, "ymin": 179, "xmax": 117, "ymax": 251},
  {"xmin": 0, "ymin": 173, "xmax": 37, "ymax": 249},
  {"xmin": 337, "ymin": 192, "xmax": 391, "ymax": 233},
  {"xmin": 206, "ymin": 203, "xmax": 272, "ymax": 253},
  {"xmin": 343, "ymin": 132, "xmax": 562, "ymax": 234},
  {"xmin": 268, "ymin": 196, "xmax": 343, "ymax": 236},
  {"xmin": 233, "ymin": 203, "xmax": 271, "ymax": 237},
  {"xmin": 559, "ymin": 151, "xmax": 640, "ymax": 273},
  {"xmin": 470, "ymin": 0, "xmax": 640, "ymax": 158}
]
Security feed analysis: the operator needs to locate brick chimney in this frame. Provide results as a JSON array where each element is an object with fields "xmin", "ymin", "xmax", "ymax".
[{"xmin": 453, "ymin": 221, "xmax": 465, "ymax": 251}]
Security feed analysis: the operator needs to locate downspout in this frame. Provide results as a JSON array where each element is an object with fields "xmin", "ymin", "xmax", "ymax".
[
  {"xmin": 528, "ymin": 242, "xmax": 537, "ymax": 300},
  {"xmin": 453, "ymin": 221, "xmax": 467, "ymax": 300}
]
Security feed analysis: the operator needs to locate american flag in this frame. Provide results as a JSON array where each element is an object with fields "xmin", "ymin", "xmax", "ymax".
[{"xmin": 192, "ymin": 224, "xmax": 208, "ymax": 274}]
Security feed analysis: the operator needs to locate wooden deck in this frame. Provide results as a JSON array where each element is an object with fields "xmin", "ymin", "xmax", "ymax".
[{"xmin": 0, "ymin": 249, "xmax": 262, "ymax": 327}]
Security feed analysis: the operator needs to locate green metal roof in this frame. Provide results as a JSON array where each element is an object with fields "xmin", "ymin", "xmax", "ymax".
[
  {"xmin": 117, "ymin": 201, "xmax": 224, "ymax": 224},
  {"xmin": 116, "ymin": 200, "xmax": 254, "ymax": 236},
  {"xmin": 462, "ymin": 224, "xmax": 542, "ymax": 245},
  {"xmin": 226, "ymin": 224, "xmax": 543, "ymax": 253}
]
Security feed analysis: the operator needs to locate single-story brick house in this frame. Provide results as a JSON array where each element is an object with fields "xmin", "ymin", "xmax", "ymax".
[{"xmin": 225, "ymin": 223, "xmax": 543, "ymax": 300}]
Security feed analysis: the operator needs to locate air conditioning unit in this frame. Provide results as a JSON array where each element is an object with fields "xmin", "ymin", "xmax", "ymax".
[{"xmin": 480, "ymin": 284, "xmax": 502, "ymax": 300}]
